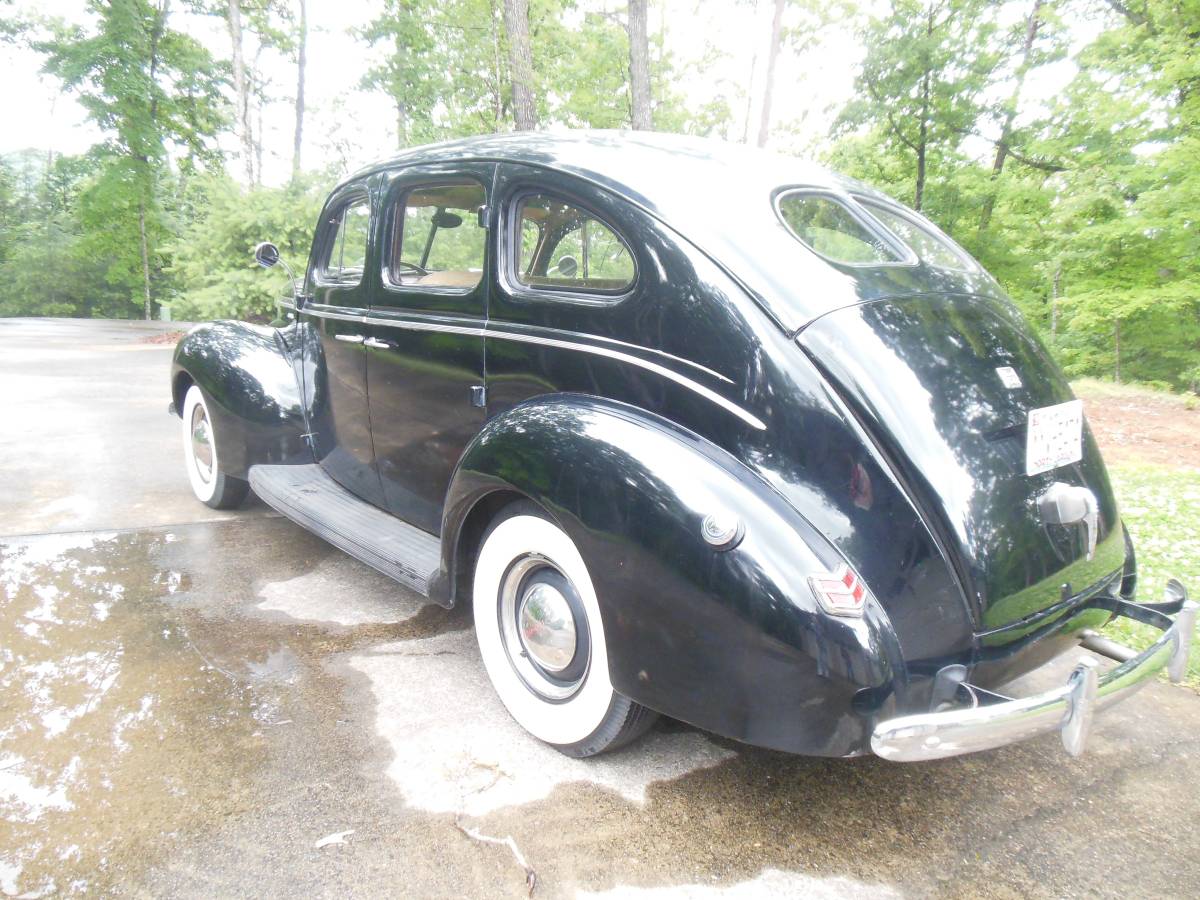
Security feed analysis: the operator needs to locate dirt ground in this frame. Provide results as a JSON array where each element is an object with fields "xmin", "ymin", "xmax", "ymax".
[{"xmin": 1075, "ymin": 379, "xmax": 1200, "ymax": 469}]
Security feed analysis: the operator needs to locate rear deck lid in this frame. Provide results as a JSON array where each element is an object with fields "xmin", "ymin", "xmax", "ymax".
[{"xmin": 798, "ymin": 293, "xmax": 1126, "ymax": 632}]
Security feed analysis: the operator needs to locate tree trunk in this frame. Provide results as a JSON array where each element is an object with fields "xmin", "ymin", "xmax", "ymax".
[
  {"xmin": 291, "ymin": 0, "xmax": 306, "ymax": 178},
  {"xmin": 628, "ymin": 0, "xmax": 651, "ymax": 130},
  {"xmin": 502, "ymin": 0, "xmax": 538, "ymax": 130},
  {"xmin": 225, "ymin": 0, "xmax": 255, "ymax": 184},
  {"xmin": 139, "ymin": 1, "xmax": 167, "ymax": 320},
  {"xmin": 489, "ymin": 0, "xmax": 504, "ymax": 129},
  {"xmin": 741, "ymin": 49, "xmax": 758, "ymax": 143},
  {"xmin": 1051, "ymin": 263, "xmax": 1061, "ymax": 337},
  {"xmin": 979, "ymin": 0, "xmax": 1042, "ymax": 234},
  {"xmin": 138, "ymin": 199, "xmax": 152, "ymax": 321},
  {"xmin": 914, "ymin": 93, "xmax": 927, "ymax": 210},
  {"xmin": 1114, "ymin": 319, "xmax": 1121, "ymax": 383},
  {"xmin": 756, "ymin": 0, "xmax": 785, "ymax": 148},
  {"xmin": 396, "ymin": 99, "xmax": 408, "ymax": 149}
]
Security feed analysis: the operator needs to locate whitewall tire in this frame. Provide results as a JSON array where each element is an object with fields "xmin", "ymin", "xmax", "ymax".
[
  {"xmin": 473, "ymin": 502, "xmax": 657, "ymax": 757},
  {"xmin": 181, "ymin": 384, "xmax": 249, "ymax": 510}
]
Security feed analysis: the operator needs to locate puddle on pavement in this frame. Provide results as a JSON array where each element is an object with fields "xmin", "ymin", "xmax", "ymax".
[
  {"xmin": 0, "ymin": 530, "xmax": 266, "ymax": 896},
  {"xmin": 0, "ymin": 521, "xmax": 463, "ymax": 897},
  {"xmin": 4, "ymin": 517, "xmax": 1199, "ymax": 898}
]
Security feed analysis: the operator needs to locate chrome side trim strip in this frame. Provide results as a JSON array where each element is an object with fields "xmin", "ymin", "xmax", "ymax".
[
  {"xmin": 301, "ymin": 305, "xmax": 763, "ymax": 430},
  {"xmin": 485, "ymin": 327, "xmax": 766, "ymax": 431},
  {"xmin": 306, "ymin": 305, "xmax": 367, "ymax": 324},
  {"xmin": 354, "ymin": 311, "xmax": 765, "ymax": 431},
  {"xmin": 363, "ymin": 315, "xmax": 480, "ymax": 338}
]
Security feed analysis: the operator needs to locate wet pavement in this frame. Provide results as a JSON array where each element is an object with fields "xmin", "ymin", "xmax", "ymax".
[{"xmin": 3, "ymin": 318, "xmax": 1200, "ymax": 898}]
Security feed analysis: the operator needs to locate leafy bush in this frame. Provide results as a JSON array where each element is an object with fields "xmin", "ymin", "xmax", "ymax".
[{"xmin": 168, "ymin": 174, "xmax": 325, "ymax": 322}]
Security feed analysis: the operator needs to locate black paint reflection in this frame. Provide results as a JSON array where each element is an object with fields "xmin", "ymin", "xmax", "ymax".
[{"xmin": 800, "ymin": 293, "xmax": 1125, "ymax": 631}]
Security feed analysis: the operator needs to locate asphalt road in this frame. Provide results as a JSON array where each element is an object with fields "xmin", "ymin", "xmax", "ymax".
[{"xmin": 2, "ymin": 317, "xmax": 1199, "ymax": 899}]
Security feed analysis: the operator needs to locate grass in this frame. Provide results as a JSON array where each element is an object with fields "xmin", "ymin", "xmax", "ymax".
[
  {"xmin": 1074, "ymin": 376, "xmax": 1198, "ymax": 408},
  {"xmin": 1103, "ymin": 462, "xmax": 1200, "ymax": 687}
]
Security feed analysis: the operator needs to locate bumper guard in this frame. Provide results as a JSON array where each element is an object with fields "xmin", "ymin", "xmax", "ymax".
[{"xmin": 872, "ymin": 583, "xmax": 1197, "ymax": 762}]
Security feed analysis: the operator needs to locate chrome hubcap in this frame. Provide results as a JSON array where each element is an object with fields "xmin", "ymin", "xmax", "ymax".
[
  {"xmin": 190, "ymin": 405, "xmax": 213, "ymax": 483},
  {"xmin": 499, "ymin": 556, "xmax": 589, "ymax": 701},
  {"xmin": 518, "ymin": 583, "xmax": 576, "ymax": 672}
]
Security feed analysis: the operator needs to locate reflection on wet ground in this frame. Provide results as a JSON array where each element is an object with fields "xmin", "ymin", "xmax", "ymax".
[
  {"xmin": 1, "ymin": 529, "xmax": 263, "ymax": 896},
  {"xmin": 3, "ymin": 516, "xmax": 1200, "ymax": 898}
]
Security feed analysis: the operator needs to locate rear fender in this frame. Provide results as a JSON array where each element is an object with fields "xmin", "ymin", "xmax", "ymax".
[
  {"xmin": 171, "ymin": 321, "xmax": 310, "ymax": 478},
  {"xmin": 442, "ymin": 394, "xmax": 906, "ymax": 756}
]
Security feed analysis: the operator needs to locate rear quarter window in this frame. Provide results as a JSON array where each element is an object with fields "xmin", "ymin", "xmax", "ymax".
[
  {"xmin": 775, "ymin": 191, "xmax": 906, "ymax": 265},
  {"xmin": 856, "ymin": 198, "xmax": 975, "ymax": 271},
  {"xmin": 511, "ymin": 193, "xmax": 636, "ymax": 296}
]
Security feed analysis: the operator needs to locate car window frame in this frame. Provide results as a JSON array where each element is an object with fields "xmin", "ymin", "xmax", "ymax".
[
  {"xmin": 772, "ymin": 187, "xmax": 917, "ymax": 269},
  {"xmin": 852, "ymin": 195, "xmax": 979, "ymax": 273},
  {"xmin": 379, "ymin": 176, "xmax": 490, "ymax": 299},
  {"xmin": 500, "ymin": 188, "xmax": 639, "ymax": 306},
  {"xmin": 311, "ymin": 186, "xmax": 373, "ymax": 289}
]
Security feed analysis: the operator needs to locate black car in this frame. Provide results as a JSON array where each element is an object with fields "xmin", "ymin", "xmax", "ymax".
[{"xmin": 170, "ymin": 131, "xmax": 1195, "ymax": 761}]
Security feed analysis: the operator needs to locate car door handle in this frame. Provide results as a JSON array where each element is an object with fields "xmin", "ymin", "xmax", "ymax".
[
  {"xmin": 334, "ymin": 334, "xmax": 364, "ymax": 344},
  {"xmin": 363, "ymin": 337, "xmax": 395, "ymax": 350}
]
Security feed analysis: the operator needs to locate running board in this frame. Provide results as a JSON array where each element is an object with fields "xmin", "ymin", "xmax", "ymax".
[{"xmin": 248, "ymin": 463, "xmax": 441, "ymax": 597}]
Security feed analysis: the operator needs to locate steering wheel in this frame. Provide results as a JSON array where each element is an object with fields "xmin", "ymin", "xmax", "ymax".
[{"xmin": 395, "ymin": 260, "xmax": 429, "ymax": 277}]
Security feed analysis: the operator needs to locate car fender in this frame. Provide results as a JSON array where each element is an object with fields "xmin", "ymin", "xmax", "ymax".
[
  {"xmin": 170, "ymin": 321, "xmax": 310, "ymax": 478},
  {"xmin": 442, "ymin": 394, "xmax": 906, "ymax": 756}
]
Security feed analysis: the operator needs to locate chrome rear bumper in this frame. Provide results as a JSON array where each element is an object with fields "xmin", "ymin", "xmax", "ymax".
[{"xmin": 872, "ymin": 587, "xmax": 1197, "ymax": 762}]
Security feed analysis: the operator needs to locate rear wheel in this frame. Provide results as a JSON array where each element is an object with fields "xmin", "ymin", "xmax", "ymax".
[
  {"xmin": 180, "ymin": 385, "xmax": 249, "ymax": 510},
  {"xmin": 473, "ymin": 502, "xmax": 657, "ymax": 757}
]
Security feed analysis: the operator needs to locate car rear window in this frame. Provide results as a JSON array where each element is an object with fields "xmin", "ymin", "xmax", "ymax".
[
  {"xmin": 775, "ymin": 192, "xmax": 905, "ymax": 265},
  {"xmin": 857, "ymin": 199, "xmax": 974, "ymax": 271}
]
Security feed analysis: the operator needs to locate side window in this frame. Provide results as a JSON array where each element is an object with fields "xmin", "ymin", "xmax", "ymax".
[
  {"xmin": 775, "ymin": 192, "xmax": 905, "ymax": 265},
  {"xmin": 388, "ymin": 182, "xmax": 486, "ymax": 291},
  {"xmin": 320, "ymin": 197, "xmax": 370, "ymax": 284},
  {"xmin": 513, "ymin": 194, "xmax": 635, "ymax": 294}
]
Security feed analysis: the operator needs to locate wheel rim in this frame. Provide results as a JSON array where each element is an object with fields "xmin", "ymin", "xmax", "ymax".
[
  {"xmin": 189, "ymin": 403, "xmax": 214, "ymax": 484},
  {"xmin": 498, "ymin": 555, "xmax": 590, "ymax": 701}
]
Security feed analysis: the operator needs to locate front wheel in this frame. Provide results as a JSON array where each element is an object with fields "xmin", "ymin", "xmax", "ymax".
[
  {"xmin": 473, "ymin": 503, "xmax": 657, "ymax": 757},
  {"xmin": 180, "ymin": 384, "xmax": 249, "ymax": 510}
]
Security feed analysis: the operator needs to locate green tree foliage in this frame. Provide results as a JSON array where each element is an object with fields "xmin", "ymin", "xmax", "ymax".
[
  {"xmin": 0, "ymin": 151, "xmax": 132, "ymax": 317},
  {"xmin": 168, "ymin": 174, "xmax": 325, "ymax": 321},
  {"xmin": 36, "ymin": 0, "xmax": 225, "ymax": 318},
  {"xmin": 832, "ymin": 0, "xmax": 1200, "ymax": 389},
  {"xmin": 2, "ymin": 0, "xmax": 1195, "ymax": 394}
]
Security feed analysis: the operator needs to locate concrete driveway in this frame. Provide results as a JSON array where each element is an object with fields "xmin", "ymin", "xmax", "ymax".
[{"xmin": 2, "ymin": 317, "xmax": 1199, "ymax": 899}]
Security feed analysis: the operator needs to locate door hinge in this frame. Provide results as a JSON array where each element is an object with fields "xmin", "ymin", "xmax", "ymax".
[
  {"xmin": 477, "ymin": 205, "xmax": 490, "ymax": 228},
  {"xmin": 470, "ymin": 385, "xmax": 487, "ymax": 408},
  {"xmin": 300, "ymin": 431, "xmax": 318, "ymax": 448}
]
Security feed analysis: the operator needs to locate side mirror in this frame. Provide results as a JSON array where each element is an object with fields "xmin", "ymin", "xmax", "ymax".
[
  {"xmin": 252, "ymin": 240, "xmax": 302, "ymax": 310},
  {"xmin": 556, "ymin": 255, "xmax": 578, "ymax": 278},
  {"xmin": 254, "ymin": 241, "xmax": 281, "ymax": 269}
]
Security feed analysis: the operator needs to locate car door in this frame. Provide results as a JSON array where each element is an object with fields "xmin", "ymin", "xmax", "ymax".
[
  {"xmin": 363, "ymin": 164, "xmax": 494, "ymax": 534},
  {"xmin": 300, "ymin": 178, "xmax": 387, "ymax": 507}
]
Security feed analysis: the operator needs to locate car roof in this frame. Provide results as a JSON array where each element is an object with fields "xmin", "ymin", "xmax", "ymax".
[{"xmin": 341, "ymin": 130, "xmax": 995, "ymax": 332}]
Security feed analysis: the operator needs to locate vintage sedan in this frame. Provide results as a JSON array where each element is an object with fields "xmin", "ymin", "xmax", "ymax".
[{"xmin": 170, "ymin": 131, "xmax": 1195, "ymax": 761}]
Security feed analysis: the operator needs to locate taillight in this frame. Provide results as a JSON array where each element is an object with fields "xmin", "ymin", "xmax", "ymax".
[{"xmin": 808, "ymin": 564, "xmax": 871, "ymax": 617}]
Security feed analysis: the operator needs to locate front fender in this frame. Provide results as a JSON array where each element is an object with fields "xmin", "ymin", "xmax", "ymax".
[
  {"xmin": 443, "ymin": 395, "xmax": 906, "ymax": 756},
  {"xmin": 171, "ymin": 321, "xmax": 310, "ymax": 478}
]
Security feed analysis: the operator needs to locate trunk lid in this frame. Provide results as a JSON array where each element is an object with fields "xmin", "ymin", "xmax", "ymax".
[{"xmin": 798, "ymin": 293, "xmax": 1126, "ymax": 634}]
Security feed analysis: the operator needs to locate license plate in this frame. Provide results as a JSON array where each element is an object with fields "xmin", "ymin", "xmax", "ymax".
[{"xmin": 1026, "ymin": 399, "xmax": 1084, "ymax": 476}]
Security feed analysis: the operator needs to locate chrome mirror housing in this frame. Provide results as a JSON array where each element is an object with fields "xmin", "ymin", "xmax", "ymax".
[
  {"xmin": 253, "ymin": 241, "xmax": 281, "ymax": 269},
  {"xmin": 253, "ymin": 241, "xmax": 302, "ymax": 308}
]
